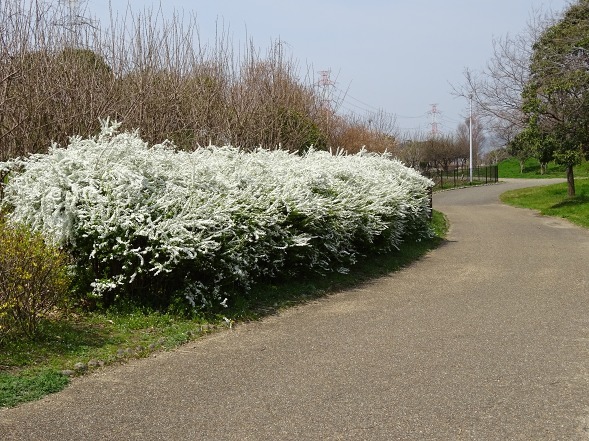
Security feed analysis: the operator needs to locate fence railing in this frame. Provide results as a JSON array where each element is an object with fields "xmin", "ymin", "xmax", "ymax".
[{"xmin": 423, "ymin": 165, "xmax": 498, "ymax": 189}]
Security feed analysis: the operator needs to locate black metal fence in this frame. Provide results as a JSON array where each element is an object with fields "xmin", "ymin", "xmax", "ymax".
[{"xmin": 423, "ymin": 165, "xmax": 499, "ymax": 189}]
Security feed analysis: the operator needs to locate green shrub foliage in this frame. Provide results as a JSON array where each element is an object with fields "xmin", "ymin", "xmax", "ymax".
[{"xmin": 0, "ymin": 222, "xmax": 71, "ymax": 339}]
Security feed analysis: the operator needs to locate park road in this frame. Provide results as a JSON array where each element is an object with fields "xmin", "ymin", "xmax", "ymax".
[{"xmin": 2, "ymin": 178, "xmax": 589, "ymax": 440}]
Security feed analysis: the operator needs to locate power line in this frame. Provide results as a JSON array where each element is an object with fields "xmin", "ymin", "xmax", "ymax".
[
  {"xmin": 340, "ymin": 99, "xmax": 381, "ymax": 114},
  {"xmin": 331, "ymin": 84, "xmax": 464, "ymax": 137},
  {"xmin": 395, "ymin": 113, "xmax": 429, "ymax": 120},
  {"xmin": 440, "ymin": 114, "xmax": 463, "ymax": 125},
  {"xmin": 332, "ymin": 85, "xmax": 394, "ymax": 118},
  {"xmin": 332, "ymin": 84, "xmax": 431, "ymax": 121},
  {"xmin": 340, "ymin": 90, "xmax": 383, "ymax": 112}
]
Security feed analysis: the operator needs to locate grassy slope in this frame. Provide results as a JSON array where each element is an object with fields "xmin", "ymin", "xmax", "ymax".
[
  {"xmin": 0, "ymin": 211, "xmax": 448, "ymax": 408},
  {"xmin": 500, "ymin": 180, "xmax": 589, "ymax": 229},
  {"xmin": 499, "ymin": 157, "xmax": 589, "ymax": 179}
]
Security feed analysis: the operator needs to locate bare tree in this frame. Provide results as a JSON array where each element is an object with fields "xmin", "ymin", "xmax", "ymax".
[
  {"xmin": 0, "ymin": 0, "xmax": 403, "ymax": 161},
  {"xmin": 453, "ymin": 7, "xmax": 561, "ymax": 146},
  {"xmin": 0, "ymin": 0, "xmax": 113, "ymax": 160}
]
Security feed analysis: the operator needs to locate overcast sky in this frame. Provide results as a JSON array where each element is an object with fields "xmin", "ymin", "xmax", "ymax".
[{"xmin": 83, "ymin": 0, "xmax": 572, "ymax": 140}]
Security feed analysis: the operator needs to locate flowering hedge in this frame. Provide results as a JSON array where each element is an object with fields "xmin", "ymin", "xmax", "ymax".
[{"xmin": 0, "ymin": 121, "xmax": 433, "ymax": 309}]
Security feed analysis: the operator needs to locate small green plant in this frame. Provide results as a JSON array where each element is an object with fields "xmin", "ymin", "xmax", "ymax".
[{"xmin": 0, "ymin": 221, "xmax": 71, "ymax": 340}]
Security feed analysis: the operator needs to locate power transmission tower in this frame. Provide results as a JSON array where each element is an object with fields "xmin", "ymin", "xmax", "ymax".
[
  {"xmin": 429, "ymin": 103, "xmax": 440, "ymax": 137},
  {"xmin": 318, "ymin": 70, "xmax": 335, "ymax": 142},
  {"xmin": 318, "ymin": 70, "xmax": 334, "ymax": 111}
]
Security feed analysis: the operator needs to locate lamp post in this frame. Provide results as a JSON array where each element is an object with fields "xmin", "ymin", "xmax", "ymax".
[{"xmin": 469, "ymin": 94, "xmax": 473, "ymax": 183}]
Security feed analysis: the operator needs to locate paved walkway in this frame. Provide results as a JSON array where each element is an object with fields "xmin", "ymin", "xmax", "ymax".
[{"xmin": 3, "ymin": 179, "xmax": 589, "ymax": 440}]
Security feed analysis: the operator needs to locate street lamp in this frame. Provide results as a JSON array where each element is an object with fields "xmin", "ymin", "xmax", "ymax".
[{"xmin": 469, "ymin": 94, "xmax": 473, "ymax": 183}]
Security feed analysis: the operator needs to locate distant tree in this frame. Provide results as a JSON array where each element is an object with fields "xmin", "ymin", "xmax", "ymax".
[
  {"xmin": 421, "ymin": 134, "xmax": 458, "ymax": 172},
  {"xmin": 507, "ymin": 126, "xmax": 536, "ymax": 173},
  {"xmin": 397, "ymin": 136, "xmax": 427, "ymax": 170},
  {"xmin": 484, "ymin": 147, "xmax": 510, "ymax": 165}
]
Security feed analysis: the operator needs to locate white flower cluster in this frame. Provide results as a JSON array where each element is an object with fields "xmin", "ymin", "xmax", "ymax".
[{"xmin": 0, "ymin": 121, "xmax": 433, "ymax": 309}]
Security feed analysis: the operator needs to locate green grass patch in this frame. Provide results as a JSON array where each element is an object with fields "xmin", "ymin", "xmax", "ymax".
[
  {"xmin": 501, "ymin": 180, "xmax": 589, "ymax": 229},
  {"xmin": 0, "ymin": 311, "xmax": 215, "ymax": 408},
  {"xmin": 0, "ymin": 370, "xmax": 69, "ymax": 408},
  {"xmin": 0, "ymin": 211, "xmax": 448, "ymax": 408},
  {"xmin": 498, "ymin": 157, "xmax": 589, "ymax": 179}
]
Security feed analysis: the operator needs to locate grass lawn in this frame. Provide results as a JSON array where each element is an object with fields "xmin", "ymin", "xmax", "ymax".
[
  {"xmin": 0, "ymin": 211, "xmax": 448, "ymax": 408},
  {"xmin": 498, "ymin": 157, "xmax": 589, "ymax": 179},
  {"xmin": 500, "ymin": 180, "xmax": 589, "ymax": 229}
]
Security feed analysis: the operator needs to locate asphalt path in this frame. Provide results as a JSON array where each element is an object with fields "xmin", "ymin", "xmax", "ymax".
[{"xmin": 2, "ymin": 178, "xmax": 589, "ymax": 440}]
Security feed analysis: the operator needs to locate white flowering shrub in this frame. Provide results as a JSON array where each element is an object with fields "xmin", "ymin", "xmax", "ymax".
[{"xmin": 0, "ymin": 121, "xmax": 433, "ymax": 310}]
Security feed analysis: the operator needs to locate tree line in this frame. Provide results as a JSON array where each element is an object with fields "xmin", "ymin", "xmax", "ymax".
[
  {"xmin": 457, "ymin": 0, "xmax": 589, "ymax": 196},
  {"xmin": 0, "ymin": 0, "xmax": 492, "ymax": 174},
  {"xmin": 0, "ymin": 0, "xmax": 406, "ymax": 162}
]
